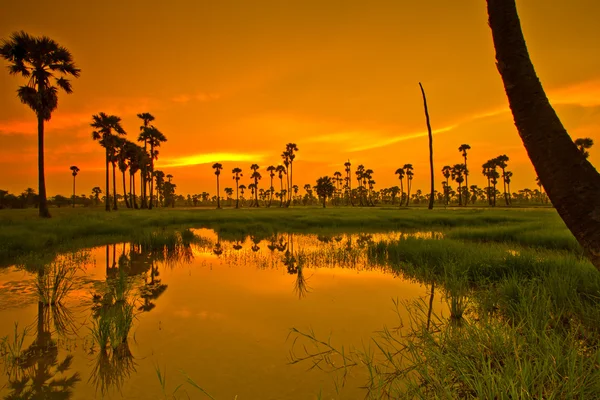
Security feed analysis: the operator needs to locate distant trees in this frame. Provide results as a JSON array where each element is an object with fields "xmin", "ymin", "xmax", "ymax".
[
  {"xmin": 1, "ymin": 31, "xmax": 81, "ymax": 218},
  {"xmin": 458, "ymin": 144, "xmax": 471, "ymax": 202},
  {"xmin": 403, "ymin": 164, "xmax": 414, "ymax": 206},
  {"xmin": 250, "ymin": 164, "xmax": 261, "ymax": 207},
  {"xmin": 395, "ymin": 167, "xmax": 405, "ymax": 207}
]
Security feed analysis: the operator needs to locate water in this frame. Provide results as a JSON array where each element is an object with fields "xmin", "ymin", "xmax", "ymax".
[{"xmin": 0, "ymin": 230, "xmax": 444, "ymax": 399}]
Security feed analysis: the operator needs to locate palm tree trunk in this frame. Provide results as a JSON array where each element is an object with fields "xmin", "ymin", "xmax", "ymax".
[
  {"xmin": 464, "ymin": 156, "xmax": 469, "ymax": 207},
  {"xmin": 132, "ymin": 173, "xmax": 138, "ymax": 209},
  {"xmin": 149, "ymin": 143, "xmax": 154, "ymax": 210},
  {"xmin": 488, "ymin": 0, "xmax": 600, "ymax": 268},
  {"xmin": 399, "ymin": 179, "xmax": 404, "ymax": 207},
  {"xmin": 122, "ymin": 171, "xmax": 130, "ymax": 208},
  {"xmin": 236, "ymin": 181, "xmax": 239, "ymax": 209},
  {"xmin": 216, "ymin": 176, "xmax": 220, "ymax": 209},
  {"xmin": 112, "ymin": 162, "xmax": 118, "ymax": 210},
  {"xmin": 72, "ymin": 175, "xmax": 76, "ymax": 208},
  {"xmin": 406, "ymin": 178, "xmax": 411, "ymax": 207},
  {"xmin": 419, "ymin": 83, "xmax": 435, "ymax": 210},
  {"xmin": 105, "ymin": 147, "xmax": 110, "ymax": 211},
  {"xmin": 37, "ymin": 114, "xmax": 51, "ymax": 217}
]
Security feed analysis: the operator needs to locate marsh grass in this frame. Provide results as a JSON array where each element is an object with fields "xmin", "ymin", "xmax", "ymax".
[
  {"xmin": 290, "ymin": 232, "xmax": 600, "ymax": 398},
  {"xmin": 34, "ymin": 251, "xmax": 88, "ymax": 305},
  {"xmin": 0, "ymin": 323, "xmax": 29, "ymax": 376},
  {"xmin": 0, "ymin": 207, "xmax": 560, "ymax": 267}
]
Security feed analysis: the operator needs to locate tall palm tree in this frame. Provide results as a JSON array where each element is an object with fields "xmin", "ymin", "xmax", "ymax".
[
  {"xmin": 266, "ymin": 165, "xmax": 276, "ymax": 207},
  {"xmin": 145, "ymin": 126, "xmax": 167, "ymax": 210},
  {"xmin": 250, "ymin": 164, "xmax": 261, "ymax": 207},
  {"xmin": 232, "ymin": 167, "xmax": 243, "ymax": 208},
  {"xmin": 403, "ymin": 164, "xmax": 414, "ymax": 206},
  {"xmin": 153, "ymin": 170, "xmax": 165, "ymax": 207},
  {"xmin": 344, "ymin": 160, "xmax": 353, "ymax": 206},
  {"xmin": 574, "ymin": 138, "xmax": 594, "ymax": 159},
  {"xmin": 504, "ymin": 170, "xmax": 513, "ymax": 205},
  {"xmin": 487, "ymin": 0, "xmax": 600, "ymax": 268},
  {"xmin": 395, "ymin": 167, "xmax": 405, "ymax": 207},
  {"xmin": 276, "ymin": 165, "xmax": 286, "ymax": 207},
  {"xmin": 137, "ymin": 113, "xmax": 155, "ymax": 208},
  {"xmin": 70, "ymin": 165, "xmax": 79, "ymax": 208},
  {"xmin": 451, "ymin": 164, "xmax": 467, "ymax": 206},
  {"xmin": 117, "ymin": 140, "xmax": 134, "ymax": 208},
  {"xmin": 285, "ymin": 143, "xmax": 299, "ymax": 206},
  {"xmin": 495, "ymin": 154, "xmax": 510, "ymax": 205},
  {"xmin": 91, "ymin": 113, "xmax": 126, "ymax": 211},
  {"xmin": 441, "ymin": 165, "xmax": 451, "ymax": 205},
  {"xmin": 212, "ymin": 163, "xmax": 223, "ymax": 209},
  {"xmin": 1, "ymin": 31, "xmax": 81, "ymax": 218},
  {"xmin": 458, "ymin": 144, "xmax": 471, "ymax": 203}
]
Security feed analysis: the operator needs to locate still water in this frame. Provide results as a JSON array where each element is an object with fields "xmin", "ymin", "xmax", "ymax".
[{"xmin": 0, "ymin": 230, "xmax": 444, "ymax": 399}]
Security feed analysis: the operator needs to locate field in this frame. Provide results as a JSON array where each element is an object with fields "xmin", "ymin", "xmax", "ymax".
[{"xmin": 0, "ymin": 206, "xmax": 599, "ymax": 398}]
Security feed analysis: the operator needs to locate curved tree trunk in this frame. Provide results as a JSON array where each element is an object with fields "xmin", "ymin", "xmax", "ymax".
[
  {"xmin": 487, "ymin": 0, "xmax": 600, "ymax": 268},
  {"xmin": 419, "ymin": 82, "xmax": 435, "ymax": 210}
]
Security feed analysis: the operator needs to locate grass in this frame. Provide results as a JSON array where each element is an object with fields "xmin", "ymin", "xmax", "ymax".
[{"xmin": 0, "ymin": 206, "xmax": 569, "ymax": 267}]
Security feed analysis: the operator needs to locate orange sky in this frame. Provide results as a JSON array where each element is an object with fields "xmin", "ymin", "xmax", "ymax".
[{"xmin": 1, "ymin": 0, "xmax": 599, "ymax": 197}]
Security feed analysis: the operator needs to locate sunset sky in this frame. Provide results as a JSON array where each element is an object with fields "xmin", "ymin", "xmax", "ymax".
[{"xmin": 1, "ymin": 0, "xmax": 599, "ymax": 197}]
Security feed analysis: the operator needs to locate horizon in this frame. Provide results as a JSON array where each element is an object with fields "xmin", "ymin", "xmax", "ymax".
[{"xmin": 1, "ymin": 0, "xmax": 599, "ymax": 196}]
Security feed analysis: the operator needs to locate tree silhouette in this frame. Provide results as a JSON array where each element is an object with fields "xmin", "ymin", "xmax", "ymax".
[
  {"xmin": 250, "ymin": 164, "xmax": 261, "ymax": 207},
  {"xmin": 458, "ymin": 144, "xmax": 471, "ymax": 204},
  {"xmin": 92, "ymin": 187, "xmax": 102, "ymax": 206},
  {"xmin": 91, "ymin": 113, "xmax": 126, "ymax": 212},
  {"xmin": 574, "ymin": 137, "xmax": 594, "ymax": 159},
  {"xmin": 136, "ymin": 113, "xmax": 155, "ymax": 208},
  {"xmin": 284, "ymin": 143, "xmax": 299, "ymax": 206},
  {"xmin": 487, "ymin": 0, "xmax": 600, "ymax": 267},
  {"xmin": 70, "ymin": 165, "xmax": 79, "ymax": 208},
  {"xmin": 212, "ymin": 163, "xmax": 223, "ymax": 209},
  {"xmin": 441, "ymin": 165, "xmax": 451, "ymax": 205},
  {"xmin": 315, "ymin": 176, "xmax": 335, "ymax": 208},
  {"xmin": 1, "ymin": 31, "xmax": 81, "ymax": 218},
  {"xmin": 232, "ymin": 167, "xmax": 243, "ymax": 208},
  {"xmin": 344, "ymin": 160, "xmax": 353, "ymax": 206},
  {"xmin": 403, "ymin": 164, "xmax": 414, "ymax": 206},
  {"xmin": 144, "ymin": 126, "xmax": 167, "ymax": 210},
  {"xmin": 394, "ymin": 167, "xmax": 405, "ymax": 207},
  {"xmin": 276, "ymin": 165, "xmax": 286, "ymax": 207},
  {"xmin": 451, "ymin": 164, "xmax": 467, "ymax": 206},
  {"xmin": 494, "ymin": 154, "xmax": 510, "ymax": 205}
]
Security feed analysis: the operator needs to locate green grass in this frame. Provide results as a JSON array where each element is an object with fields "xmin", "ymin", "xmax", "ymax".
[{"xmin": 0, "ymin": 206, "xmax": 570, "ymax": 267}]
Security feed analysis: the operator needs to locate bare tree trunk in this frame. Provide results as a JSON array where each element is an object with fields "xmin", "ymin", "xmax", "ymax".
[
  {"xmin": 37, "ymin": 113, "xmax": 50, "ymax": 217},
  {"xmin": 112, "ymin": 161, "xmax": 118, "ymax": 210},
  {"xmin": 123, "ymin": 171, "xmax": 130, "ymax": 208},
  {"xmin": 487, "ymin": 0, "xmax": 600, "ymax": 268},
  {"xmin": 72, "ymin": 175, "xmax": 76, "ymax": 208},
  {"xmin": 419, "ymin": 82, "xmax": 435, "ymax": 210},
  {"xmin": 105, "ymin": 147, "xmax": 110, "ymax": 212}
]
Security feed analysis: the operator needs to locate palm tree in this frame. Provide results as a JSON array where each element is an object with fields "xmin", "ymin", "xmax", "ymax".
[
  {"xmin": 117, "ymin": 140, "xmax": 134, "ymax": 208},
  {"xmin": 285, "ymin": 143, "xmax": 299, "ymax": 206},
  {"xmin": 395, "ymin": 167, "xmax": 405, "ymax": 207},
  {"xmin": 487, "ymin": 0, "xmax": 600, "ymax": 268},
  {"xmin": 239, "ymin": 184, "xmax": 247, "ymax": 205},
  {"xmin": 145, "ymin": 126, "xmax": 167, "ymax": 210},
  {"xmin": 232, "ymin": 167, "xmax": 243, "ymax": 208},
  {"xmin": 574, "ymin": 138, "xmax": 594, "ymax": 159},
  {"xmin": 344, "ymin": 160, "xmax": 353, "ymax": 206},
  {"xmin": 70, "ymin": 166, "xmax": 79, "ymax": 208},
  {"xmin": 495, "ymin": 154, "xmax": 510, "ymax": 205},
  {"xmin": 276, "ymin": 165, "xmax": 286, "ymax": 207},
  {"xmin": 153, "ymin": 170, "xmax": 165, "ymax": 207},
  {"xmin": 441, "ymin": 165, "xmax": 451, "ymax": 205},
  {"xmin": 250, "ymin": 164, "xmax": 261, "ymax": 207},
  {"xmin": 266, "ymin": 165, "xmax": 276, "ymax": 207},
  {"xmin": 1, "ymin": 32, "xmax": 81, "ymax": 218},
  {"xmin": 136, "ymin": 113, "xmax": 155, "ymax": 208},
  {"xmin": 504, "ymin": 171, "xmax": 513, "ymax": 204},
  {"xmin": 212, "ymin": 163, "xmax": 223, "ymax": 209},
  {"xmin": 451, "ymin": 164, "xmax": 467, "ymax": 206},
  {"xmin": 403, "ymin": 164, "xmax": 414, "ymax": 206},
  {"xmin": 92, "ymin": 187, "xmax": 102, "ymax": 206},
  {"xmin": 91, "ymin": 113, "xmax": 126, "ymax": 211},
  {"xmin": 458, "ymin": 144, "xmax": 471, "ymax": 202}
]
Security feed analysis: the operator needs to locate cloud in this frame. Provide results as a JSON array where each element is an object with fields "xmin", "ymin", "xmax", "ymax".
[{"xmin": 158, "ymin": 152, "xmax": 265, "ymax": 168}]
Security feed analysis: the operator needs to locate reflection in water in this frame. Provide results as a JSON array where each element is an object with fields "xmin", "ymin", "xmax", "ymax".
[{"xmin": 1, "ymin": 228, "xmax": 444, "ymax": 399}]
